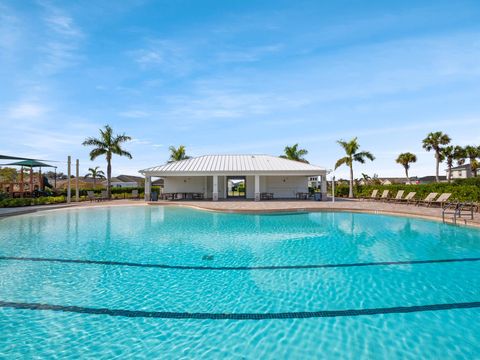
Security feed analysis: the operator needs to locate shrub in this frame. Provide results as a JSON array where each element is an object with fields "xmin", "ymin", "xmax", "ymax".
[{"xmin": 0, "ymin": 196, "xmax": 66, "ymax": 208}]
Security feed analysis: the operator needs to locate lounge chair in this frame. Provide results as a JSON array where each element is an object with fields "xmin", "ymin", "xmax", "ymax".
[
  {"xmin": 388, "ymin": 190, "xmax": 404, "ymax": 202},
  {"xmin": 364, "ymin": 189, "xmax": 379, "ymax": 201},
  {"xmin": 415, "ymin": 192, "xmax": 438, "ymax": 206},
  {"xmin": 377, "ymin": 190, "xmax": 390, "ymax": 202},
  {"xmin": 131, "ymin": 189, "xmax": 139, "ymax": 200},
  {"xmin": 395, "ymin": 191, "xmax": 416, "ymax": 204},
  {"xmin": 427, "ymin": 193, "xmax": 451, "ymax": 207},
  {"xmin": 87, "ymin": 191, "xmax": 96, "ymax": 202},
  {"xmin": 100, "ymin": 190, "xmax": 108, "ymax": 201}
]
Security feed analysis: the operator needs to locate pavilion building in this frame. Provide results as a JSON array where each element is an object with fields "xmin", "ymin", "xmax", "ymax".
[{"xmin": 139, "ymin": 154, "xmax": 327, "ymax": 201}]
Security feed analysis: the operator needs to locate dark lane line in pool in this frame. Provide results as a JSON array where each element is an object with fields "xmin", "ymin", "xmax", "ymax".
[
  {"xmin": 0, "ymin": 300, "xmax": 479, "ymax": 320},
  {"xmin": 0, "ymin": 256, "xmax": 479, "ymax": 271}
]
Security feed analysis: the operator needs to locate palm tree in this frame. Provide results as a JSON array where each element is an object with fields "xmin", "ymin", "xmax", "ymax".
[
  {"xmin": 168, "ymin": 145, "xmax": 190, "ymax": 162},
  {"xmin": 464, "ymin": 145, "xmax": 480, "ymax": 177},
  {"xmin": 82, "ymin": 125, "xmax": 132, "ymax": 199},
  {"xmin": 84, "ymin": 166, "xmax": 105, "ymax": 188},
  {"xmin": 280, "ymin": 144, "xmax": 309, "ymax": 163},
  {"xmin": 422, "ymin": 131, "xmax": 451, "ymax": 182},
  {"xmin": 395, "ymin": 152, "xmax": 417, "ymax": 183},
  {"xmin": 442, "ymin": 146, "xmax": 464, "ymax": 182},
  {"xmin": 335, "ymin": 137, "xmax": 375, "ymax": 198}
]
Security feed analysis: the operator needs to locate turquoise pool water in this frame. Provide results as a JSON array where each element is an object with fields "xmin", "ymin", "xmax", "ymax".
[{"xmin": 0, "ymin": 206, "xmax": 479, "ymax": 359}]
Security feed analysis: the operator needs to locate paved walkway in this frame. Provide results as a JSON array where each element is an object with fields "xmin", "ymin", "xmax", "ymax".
[{"xmin": 1, "ymin": 199, "xmax": 479, "ymax": 228}]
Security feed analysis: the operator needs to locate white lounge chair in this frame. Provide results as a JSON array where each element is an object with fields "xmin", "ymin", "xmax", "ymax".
[
  {"xmin": 428, "ymin": 193, "xmax": 451, "ymax": 207},
  {"xmin": 415, "ymin": 193, "xmax": 438, "ymax": 206},
  {"xmin": 364, "ymin": 189, "xmax": 379, "ymax": 201},
  {"xmin": 389, "ymin": 190, "xmax": 404, "ymax": 202},
  {"xmin": 377, "ymin": 190, "xmax": 390, "ymax": 202}
]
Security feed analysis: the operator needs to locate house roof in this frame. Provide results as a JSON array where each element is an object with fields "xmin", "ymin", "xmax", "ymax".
[
  {"xmin": 152, "ymin": 178, "xmax": 164, "ymax": 186},
  {"xmin": 140, "ymin": 155, "xmax": 326, "ymax": 176},
  {"xmin": 447, "ymin": 164, "xmax": 470, "ymax": 171},
  {"xmin": 418, "ymin": 175, "xmax": 447, "ymax": 182},
  {"xmin": 116, "ymin": 175, "xmax": 144, "ymax": 183},
  {"xmin": 103, "ymin": 175, "xmax": 144, "ymax": 183}
]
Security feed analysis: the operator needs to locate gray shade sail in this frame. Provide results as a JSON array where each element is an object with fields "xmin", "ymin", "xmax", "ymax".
[
  {"xmin": 0, "ymin": 155, "xmax": 36, "ymax": 161},
  {"xmin": 2, "ymin": 160, "xmax": 56, "ymax": 168}
]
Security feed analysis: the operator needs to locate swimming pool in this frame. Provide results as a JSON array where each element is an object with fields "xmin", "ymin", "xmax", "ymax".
[{"xmin": 0, "ymin": 206, "xmax": 479, "ymax": 358}]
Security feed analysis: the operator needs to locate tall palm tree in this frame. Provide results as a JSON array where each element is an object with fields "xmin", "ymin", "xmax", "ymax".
[
  {"xmin": 422, "ymin": 131, "xmax": 451, "ymax": 182},
  {"xmin": 335, "ymin": 137, "xmax": 375, "ymax": 198},
  {"xmin": 82, "ymin": 125, "xmax": 132, "ymax": 199},
  {"xmin": 168, "ymin": 145, "xmax": 190, "ymax": 162},
  {"xmin": 395, "ymin": 152, "xmax": 417, "ymax": 183},
  {"xmin": 442, "ymin": 146, "xmax": 464, "ymax": 182},
  {"xmin": 84, "ymin": 166, "xmax": 105, "ymax": 188},
  {"xmin": 464, "ymin": 145, "xmax": 480, "ymax": 177},
  {"xmin": 280, "ymin": 144, "xmax": 309, "ymax": 163}
]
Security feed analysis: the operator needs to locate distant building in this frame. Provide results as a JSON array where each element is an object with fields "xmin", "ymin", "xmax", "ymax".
[
  {"xmin": 308, "ymin": 176, "xmax": 323, "ymax": 189},
  {"xmin": 446, "ymin": 164, "xmax": 472, "ymax": 179},
  {"xmin": 416, "ymin": 176, "xmax": 447, "ymax": 184},
  {"xmin": 105, "ymin": 175, "xmax": 144, "ymax": 188},
  {"xmin": 152, "ymin": 178, "xmax": 164, "ymax": 188}
]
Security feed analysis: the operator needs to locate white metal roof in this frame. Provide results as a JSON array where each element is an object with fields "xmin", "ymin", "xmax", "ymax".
[{"xmin": 140, "ymin": 155, "xmax": 326, "ymax": 176}]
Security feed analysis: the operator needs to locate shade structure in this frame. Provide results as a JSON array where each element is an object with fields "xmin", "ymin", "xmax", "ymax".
[
  {"xmin": 1, "ymin": 159, "xmax": 58, "ymax": 195},
  {"xmin": 2, "ymin": 160, "xmax": 56, "ymax": 168},
  {"xmin": 0, "ymin": 155, "xmax": 37, "ymax": 161}
]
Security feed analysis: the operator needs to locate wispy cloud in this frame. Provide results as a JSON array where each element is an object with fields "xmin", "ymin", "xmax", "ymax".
[
  {"xmin": 7, "ymin": 101, "xmax": 49, "ymax": 119},
  {"xmin": 0, "ymin": 3, "xmax": 21, "ymax": 55},
  {"xmin": 216, "ymin": 44, "xmax": 283, "ymax": 63},
  {"xmin": 130, "ymin": 39, "xmax": 195, "ymax": 75},
  {"xmin": 36, "ymin": 1, "xmax": 85, "ymax": 73}
]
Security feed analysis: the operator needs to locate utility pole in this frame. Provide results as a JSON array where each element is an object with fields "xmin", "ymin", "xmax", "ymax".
[
  {"xmin": 75, "ymin": 159, "xmax": 79, "ymax": 202},
  {"xmin": 67, "ymin": 156, "xmax": 71, "ymax": 204}
]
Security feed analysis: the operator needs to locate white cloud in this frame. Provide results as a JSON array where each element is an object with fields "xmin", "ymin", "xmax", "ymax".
[
  {"xmin": 130, "ymin": 39, "xmax": 195, "ymax": 75},
  {"xmin": 0, "ymin": 4, "xmax": 21, "ymax": 54},
  {"xmin": 7, "ymin": 102, "xmax": 49, "ymax": 119},
  {"xmin": 36, "ymin": 2, "xmax": 84, "ymax": 74}
]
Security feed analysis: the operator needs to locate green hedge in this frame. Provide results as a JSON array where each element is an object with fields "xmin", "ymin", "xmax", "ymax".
[
  {"xmin": 335, "ymin": 183, "xmax": 480, "ymax": 202},
  {"xmin": 0, "ymin": 186, "xmax": 162, "ymax": 207},
  {"xmin": 0, "ymin": 196, "xmax": 67, "ymax": 208},
  {"xmin": 56, "ymin": 186, "xmax": 160, "ymax": 197}
]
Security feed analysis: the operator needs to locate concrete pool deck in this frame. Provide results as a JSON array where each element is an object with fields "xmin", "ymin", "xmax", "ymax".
[{"xmin": 1, "ymin": 198, "xmax": 479, "ymax": 228}]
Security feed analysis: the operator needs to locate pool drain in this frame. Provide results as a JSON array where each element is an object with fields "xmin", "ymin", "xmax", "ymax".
[{"xmin": 202, "ymin": 255, "xmax": 214, "ymax": 261}]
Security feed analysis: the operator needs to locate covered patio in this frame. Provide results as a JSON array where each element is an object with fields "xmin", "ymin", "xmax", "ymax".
[{"xmin": 139, "ymin": 154, "xmax": 327, "ymax": 201}]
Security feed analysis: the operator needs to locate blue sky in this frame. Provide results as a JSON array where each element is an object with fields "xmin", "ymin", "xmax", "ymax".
[{"xmin": 1, "ymin": 0, "xmax": 479, "ymax": 179}]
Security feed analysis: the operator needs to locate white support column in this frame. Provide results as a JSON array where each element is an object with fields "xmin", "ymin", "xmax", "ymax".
[
  {"xmin": 145, "ymin": 175, "xmax": 151, "ymax": 201},
  {"xmin": 212, "ymin": 175, "xmax": 219, "ymax": 201},
  {"xmin": 75, "ymin": 159, "xmax": 79, "ymax": 202},
  {"xmin": 254, "ymin": 175, "xmax": 260, "ymax": 201},
  {"xmin": 321, "ymin": 174, "xmax": 327, "ymax": 201},
  {"xmin": 212, "ymin": 175, "xmax": 218, "ymax": 201},
  {"xmin": 67, "ymin": 156, "xmax": 71, "ymax": 204},
  {"xmin": 204, "ymin": 176, "xmax": 208, "ymax": 198}
]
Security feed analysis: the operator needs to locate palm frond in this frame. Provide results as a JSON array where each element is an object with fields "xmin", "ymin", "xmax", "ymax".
[
  {"xmin": 89, "ymin": 148, "xmax": 107, "ymax": 161},
  {"xmin": 335, "ymin": 157, "xmax": 350, "ymax": 170}
]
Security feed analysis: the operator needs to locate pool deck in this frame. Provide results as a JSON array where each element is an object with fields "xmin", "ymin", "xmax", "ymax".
[{"xmin": 1, "ymin": 198, "xmax": 479, "ymax": 228}]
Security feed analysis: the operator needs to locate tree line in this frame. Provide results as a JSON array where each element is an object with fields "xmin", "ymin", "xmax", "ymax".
[{"xmin": 80, "ymin": 125, "xmax": 479, "ymax": 200}]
